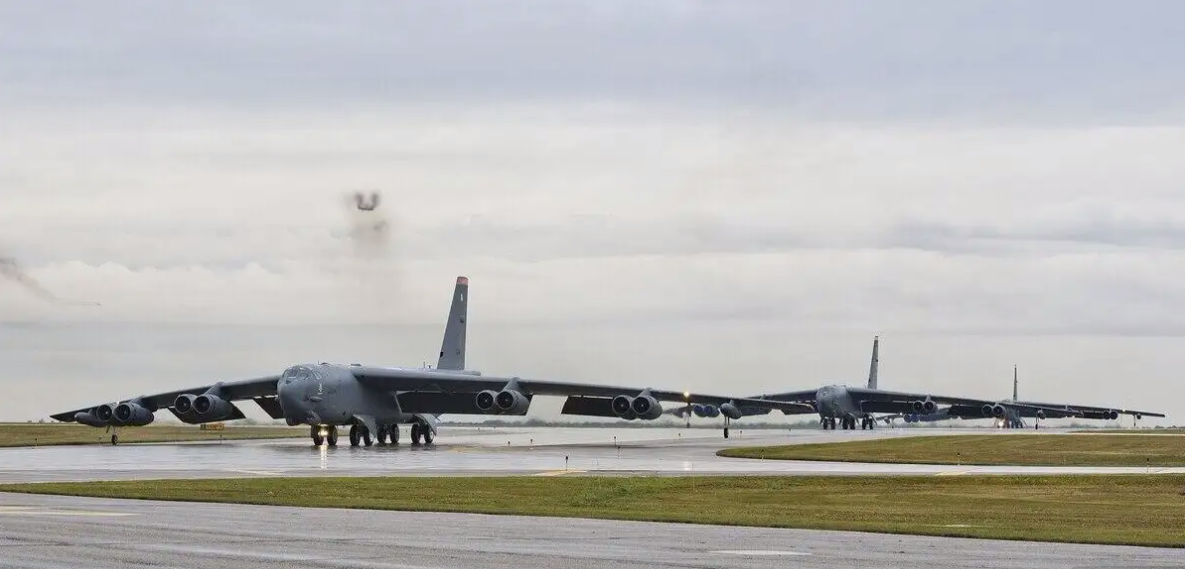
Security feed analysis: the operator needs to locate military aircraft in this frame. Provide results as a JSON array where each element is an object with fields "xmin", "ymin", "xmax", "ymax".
[
  {"xmin": 888, "ymin": 365, "xmax": 1166, "ymax": 429},
  {"xmin": 50, "ymin": 276, "xmax": 815, "ymax": 445},
  {"xmin": 671, "ymin": 336, "xmax": 1082, "ymax": 430}
]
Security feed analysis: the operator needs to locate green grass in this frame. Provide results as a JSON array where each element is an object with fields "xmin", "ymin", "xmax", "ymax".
[
  {"xmin": 1075, "ymin": 429, "xmax": 1185, "ymax": 435},
  {"xmin": 1, "ymin": 475, "xmax": 1182, "ymax": 547},
  {"xmin": 718, "ymin": 434, "xmax": 1185, "ymax": 467},
  {"xmin": 0, "ymin": 423, "xmax": 305, "ymax": 447}
]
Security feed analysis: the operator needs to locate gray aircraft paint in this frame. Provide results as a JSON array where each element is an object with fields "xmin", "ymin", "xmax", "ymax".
[
  {"xmin": 437, "ymin": 276, "xmax": 468, "ymax": 371},
  {"xmin": 51, "ymin": 276, "xmax": 814, "ymax": 446}
]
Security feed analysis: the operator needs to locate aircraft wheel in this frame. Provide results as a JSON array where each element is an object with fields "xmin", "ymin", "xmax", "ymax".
[
  {"xmin": 362, "ymin": 427, "xmax": 373, "ymax": 447},
  {"xmin": 327, "ymin": 426, "xmax": 338, "ymax": 447},
  {"xmin": 311, "ymin": 426, "xmax": 325, "ymax": 446},
  {"xmin": 376, "ymin": 425, "xmax": 388, "ymax": 445},
  {"xmin": 111, "ymin": 434, "xmax": 119, "ymax": 446},
  {"xmin": 349, "ymin": 425, "xmax": 360, "ymax": 447},
  {"xmin": 423, "ymin": 427, "xmax": 434, "ymax": 445},
  {"xmin": 410, "ymin": 422, "xmax": 422, "ymax": 446},
  {"xmin": 390, "ymin": 424, "xmax": 400, "ymax": 445},
  {"xmin": 723, "ymin": 426, "xmax": 730, "ymax": 439}
]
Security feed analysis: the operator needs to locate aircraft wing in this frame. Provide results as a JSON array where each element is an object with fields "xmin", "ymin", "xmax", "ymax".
[
  {"xmin": 841, "ymin": 388, "xmax": 1080, "ymax": 416},
  {"xmin": 748, "ymin": 389, "xmax": 818, "ymax": 403},
  {"xmin": 49, "ymin": 375, "xmax": 281, "ymax": 422},
  {"xmin": 351, "ymin": 367, "xmax": 816, "ymax": 414},
  {"xmin": 1013, "ymin": 401, "xmax": 1166, "ymax": 418}
]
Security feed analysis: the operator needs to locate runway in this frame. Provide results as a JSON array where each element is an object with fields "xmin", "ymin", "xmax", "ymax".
[
  {"xmin": 1, "ymin": 426, "xmax": 1182, "ymax": 483},
  {"xmin": 0, "ymin": 492, "xmax": 1179, "ymax": 569}
]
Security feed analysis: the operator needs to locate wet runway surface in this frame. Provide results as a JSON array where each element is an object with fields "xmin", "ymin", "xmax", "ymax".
[
  {"xmin": 0, "ymin": 492, "xmax": 1180, "ymax": 569},
  {"xmin": 2, "ymin": 426, "xmax": 1183, "ymax": 483}
]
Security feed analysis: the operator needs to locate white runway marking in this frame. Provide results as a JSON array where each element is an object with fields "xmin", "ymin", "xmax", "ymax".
[
  {"xmin": 0, "ymin": 506, "xmax": 135, "ymax": 517},
  {"xmin": 712, "ymin": 550, "xmax": 811, "ymax": 556}
]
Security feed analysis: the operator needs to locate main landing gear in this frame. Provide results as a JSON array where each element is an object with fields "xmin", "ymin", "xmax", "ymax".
[
  {"xmin": 348, "ymin": 424, "xmax": 373, "ymax": 447},
  {"xmin": 821, "ymin": 416, "xmax": 874, "ymax": 430},
  {"xmin": 409, "ymin": 421, "xmax": 434, "ymax": 446}
]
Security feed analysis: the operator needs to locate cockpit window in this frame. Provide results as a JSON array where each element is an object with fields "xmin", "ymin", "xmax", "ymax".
[{"xmin": 282, "ymin": 366, "xmax": 311, "ymax": 384}]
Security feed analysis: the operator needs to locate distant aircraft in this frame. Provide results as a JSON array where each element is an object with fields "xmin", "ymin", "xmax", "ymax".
[
  {"xmin": 51, "ymin": 277, "xmax": 814, "ymax": 445},
  {"xmin": 673, "ymin": 336, "xmax": 1080, "ymax": 430},
  {"xmin": 888, "ymin": 365, "xmax": 1166, "ymax": 429}
]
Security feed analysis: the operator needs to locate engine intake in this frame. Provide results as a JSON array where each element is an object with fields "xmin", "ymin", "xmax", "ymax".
[
  {"xmin": 630, "ymin": 395, "xmax": 662, "ymax": 420},
  {"xmin": 174, "ymin": 394, "xmax": 196, "ymax": 414},
  {"xmin": 74, "ymin": 410, "xmax": 107, "ymax": 428},
  {"xmin": 720, "ymin": 402, "xmax": 742, "ymax": 420},
  {"xmin": 114, "ymin": 402, "xmax": 154, "ymax": 426},
  {"xmin": 494, "ymin": 390, "xmax": 530, "ymax": 415},
  {"xmin": 475, "ymin": 390, "xmax": 498, "ymax": 413},
  {"xmin": 96, "ymin": 404, "xmax": 115, "ymax": 423},
  {"xmin": 692, "ymin": 404, "xmax": 719, "ymax": 418},
  {"xmin": 611, "ymin": 395, "xmax": 635, "ymax": 418},
  {"xmin": 192, "ymin": 394, "xmax": 233, "ymax": 420}
]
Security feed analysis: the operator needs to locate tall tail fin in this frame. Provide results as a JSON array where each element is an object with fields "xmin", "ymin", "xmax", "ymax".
[
  {"xmin": 1012, "ymin": 365, "xmax": 1018, "ymax": 401},
  {"xmin": 436, "ymin": 276, "xmax": 468, "ymax": 371},
  {"xmin": 867, "ymin": 335, "xmax": 879, "ymax": 390}
]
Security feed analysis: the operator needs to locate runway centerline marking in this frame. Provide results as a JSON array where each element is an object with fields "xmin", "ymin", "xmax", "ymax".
[
  {"xmin": 533, "ymin": 469, "xmax": 587, "ymax": 476},
  {"xmin": 712, "ymin": 550, "xmax": 811, "ymax": 556},
  {"xmin": 0, "ymin": 506, "xmax": 136, "ymax": 517}
]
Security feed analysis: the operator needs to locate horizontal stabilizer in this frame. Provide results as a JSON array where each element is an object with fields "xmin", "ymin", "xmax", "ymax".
[{"xmin": 253, "ymin": 397, "xmax": 285, "ymax": 420}]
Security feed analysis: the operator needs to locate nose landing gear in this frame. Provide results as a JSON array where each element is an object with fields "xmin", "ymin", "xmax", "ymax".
[{"xmin": 310, "ymin": 425, "xmax": 338, "ymax": 447}]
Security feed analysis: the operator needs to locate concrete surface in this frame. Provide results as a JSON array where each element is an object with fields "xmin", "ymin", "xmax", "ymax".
[
  {"xmin": 0, "ymin": 492, "xmax": 1179, "ymax": 569},
  {"xmin": 1, "ymin": 427, "xmax": 1181, "ymax": 483}
]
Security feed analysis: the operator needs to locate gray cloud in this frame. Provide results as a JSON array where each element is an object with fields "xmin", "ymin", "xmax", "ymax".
[
  {"xmin": 2, "ymin": 1, "xmax": 1185, "ymax": 123},
  {"xmin": 1, "ymin": 2, "xmax": 1183, "ymax": 423}
]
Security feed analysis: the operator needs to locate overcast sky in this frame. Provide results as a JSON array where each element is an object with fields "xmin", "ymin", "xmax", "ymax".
[{"xmin": 1, "ymin": 1, "xmax": 1183, "ymax": 424}]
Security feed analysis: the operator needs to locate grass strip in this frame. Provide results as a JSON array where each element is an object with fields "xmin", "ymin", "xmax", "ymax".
[
  {"xmin": 718, "ymin": 434, "xmax": 1185, "ymax": 467},
  {"xmin": 0, "ymin": 424, "xmax": 304, "ymax": 447},
  {"xmin": 0, "ymin": 475, "xmax": 1182, "ymax": 547}
]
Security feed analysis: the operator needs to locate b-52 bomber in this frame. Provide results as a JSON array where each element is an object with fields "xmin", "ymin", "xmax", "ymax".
[
  {"xmin": 888, "ymin": 365, "xmax": 1166, "ymax": 429},
  {"xmin": 672, "ymin": 336, "xmax": 1093, "ymax": 430},
  {"xmin": 51, "ymin": 276, "xmax": 815, "ymax": 445}
]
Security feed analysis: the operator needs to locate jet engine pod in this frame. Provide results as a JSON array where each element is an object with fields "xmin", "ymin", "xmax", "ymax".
[
  {"xmin": 611, "ymin": 395, "xmax": 635, "ymax": 418},
  {"xmin": 922, "ymin": 399, "xmax": 937, "ymax": 414},
  {"xmin": 1135, "ymin": 413, "xmax": 1143, "ymax": 420},
  {"xmin": 174, "ymin": 394, "xmax": 196, "ymax": 414},
  {"xmin": 691, "ymin": 404, "xmax": 715, "ymax": 418},
  {"xmin": 193, "ymin": 394, "xmax": 232, "ymax": 420},
  {"xmin": 980, "ymin": 404, "xmax": 994, "ymax": 417},
  {"xmin": 96, "ymin": 403, "xmax": 115, "ymax": 423},
  {"xmin": 1108, "ymin": 410, "xmax": 1119, "ymax": 421},
  {"xmin": 630, "ymin": 395, "xmax": 662, "ymax": 420},
  {"xmin": 991, "ymin": 404, "xmax": 1006, "ymax": 418},
  {"xmin": 494, "ymin": 390, "xmax": 530, "ymax": 415},
  {"xmin": 1036, "ymin": 409, "xmax": 1046, "ymax": 420},
  {"xmin": 74, "ymin": 411, "xmax": 107, "ymax": 427},
  {"xmin": 720, "ymin": 402, "xmax": 742, "ymax": 420},
  {"xmin": 475, "ymin": 390, "xmax": 499, "ymax": 413},
  {"xmin": 904, "ymin": 414, "xmax": 917, "ymax": 423},
  {"xmin": 912, "ymin": 400, "xmax": 925, "ymax": 413},
  {"xmin": 114, "ymin": 402, "xmax": 154, "ymax": 426}
]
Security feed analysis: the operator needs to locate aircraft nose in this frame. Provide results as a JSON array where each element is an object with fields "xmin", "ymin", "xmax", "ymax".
[{"xmin": 277, "ymin": 381, "xmax": 312, "ymax": 425}]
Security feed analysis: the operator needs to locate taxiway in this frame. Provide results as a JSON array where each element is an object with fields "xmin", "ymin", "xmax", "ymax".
[
  {"xmin": 1, "ymin": 426, "xmax": 1181, "ymax": 483},
  {"xmin": 0, "ymin": 492, "xmax": 1179, "ymax": 569}
]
